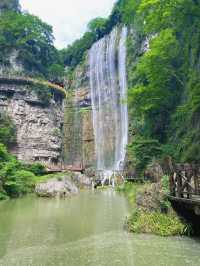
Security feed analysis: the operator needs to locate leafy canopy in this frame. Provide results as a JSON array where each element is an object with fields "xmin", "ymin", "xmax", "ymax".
[{"xmin": 0, "ymin": 10, "xmax": 64, "ymax": 78}]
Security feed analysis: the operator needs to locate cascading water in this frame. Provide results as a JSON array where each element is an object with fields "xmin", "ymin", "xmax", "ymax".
[
  {"xmin": 117, "ymin": 27, "xmax": 128, "ymax": 170},
  {"xmin": 89, "ymin": 26, "xmax": 128, "ymax": 182}
]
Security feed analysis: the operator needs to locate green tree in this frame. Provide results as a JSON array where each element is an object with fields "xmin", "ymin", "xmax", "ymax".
[
  {"xmin": 88, "ymin": 17, "xmax": 108, "ymax": 39},
  {"xmin": 128, "ymin": 29, "xmax": 182, "ymax": 142},
  {"xmin": 127, "ymin": 0, "xmax": 200, "ymax": 168},
  {"xmin": 3, "ymin": 169, "xmax": 35, "ymax": 197},
  {"xmin": 60, "ymin": 31, "xmax": 96, "ymax": 68},
  {"xmin": 128, "ymin": 136, "xmax": 162, "ymax": 172},
  {"xmin": 0, "ymin": 0, "xmax": 20, "ymax": 13},
  {"xmin": 0, "ymin": 10, "xmax": 60, "ymax": 77},
  {"xmin": 48, "ymin": 63, "xmax": 65, "ymax": 81}
]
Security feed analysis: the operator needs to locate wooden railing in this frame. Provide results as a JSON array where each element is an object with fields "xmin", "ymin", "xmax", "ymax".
[
  {"xmin": 169, "ymin": 165, "xmax": 200, "ymax": 200},
  {"xmin": 45, "ymin": 163, "xmax": 84, "ymax": 173}
]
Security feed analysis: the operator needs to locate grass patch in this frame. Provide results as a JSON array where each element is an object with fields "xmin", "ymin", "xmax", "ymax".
[
  {"xmin": 34, "ymin": 172, "xmax": 70, "ymax": 184},
  {"xmin": 128, "ymin": 210, "xmax": 185, "ymax": 236}
]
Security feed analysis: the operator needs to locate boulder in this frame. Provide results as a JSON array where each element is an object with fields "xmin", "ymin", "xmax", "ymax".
[
  {"xmin": 35, "ymin": 177, "xmax": 78, "ymax": 198},
  {"xmin": 71, "ymin": 172, "xmax": 92, "ymax": 189},
  {"xmin": 84, "ymin": 167, "xmax": 96, "ymax": 178}
]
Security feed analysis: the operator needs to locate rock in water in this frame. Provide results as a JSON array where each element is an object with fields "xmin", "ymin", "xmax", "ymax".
[
  {"xmin": 35, "ymin": 177, "xmax": 78, "ymax": 198},
  {"xmin": 71, "ymin": 172, "xmax": 92, "ymax": 189}
]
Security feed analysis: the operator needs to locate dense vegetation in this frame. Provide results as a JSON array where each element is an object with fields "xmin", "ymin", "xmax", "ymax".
[
  {"xmin": 61, "ymin": 0, "xmax": 200, "ymax": 174},
  {"xmin": 60, "ymin": 0, "xmax": 125, "ymax": 68},
  {"xmin": 0, "ymin": 1, "xmax": 65, "ymax": 200},
  {"xmin": 61, "ymin": 0, "xmax": 200, "ymax": 238},
  {"xmin": 0, "ymin": 0, "xmax": 19, "ymax": 12},
  {"xmin": 0, "ymin": 113, "xmax": 45, "ymax": 200},
  {"xmin": 117, "ymin": 180, "xmax": 188, "ymax": 236},
  {"xmin": 0, "ymin": 1, "xmax": 64, "ymax": 80},
  {"xmin": 125, "ymin": 0, "xmax": 200, "ymax": 174},
  {"xmin": 60, "ymin": 0, "xmax": 144, "ymax": 69}
]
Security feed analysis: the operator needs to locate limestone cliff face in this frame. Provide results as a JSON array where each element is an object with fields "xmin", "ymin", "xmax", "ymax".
[
  {"xmin": 63, "ymin": 58, "xmax": 95, "ymax": 169},
  {"xmin": 0, "ymin": 82, "xmax": 64, "ymax": 166}
]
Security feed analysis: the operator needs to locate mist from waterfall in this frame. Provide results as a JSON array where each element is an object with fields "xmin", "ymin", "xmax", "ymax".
[{"xmin": 89, "ymin": 26, "xmax": 128, "ymax": 176}]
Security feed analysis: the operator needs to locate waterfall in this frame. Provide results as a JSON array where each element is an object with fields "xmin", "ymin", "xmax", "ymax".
[
  {"xmin": 89, "ymin": 26, "xmax": 128, "ymax": 180},
  {"xmin": 117, "ymin": 27, "xmax": 128, "ymax": 170}
]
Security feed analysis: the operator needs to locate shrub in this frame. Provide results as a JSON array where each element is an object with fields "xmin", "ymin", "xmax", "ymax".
[
  {"xmin": 128, "ymin": 136, "xmax": 162, "ymax": 174},
  {"xmin": 25, "ymin": 163, "xmax": 46, "ymax": 176},
  {"xmin": 0, "ymin": 150, "xmax": 39, "ymax": 199},
  {"xmin": 0, "ymin": 143, "xmax": 10, "ymax": 161},
  {"xmin": 0, "ymin": 157, "xmax": 21, "ymax": 178},
  {"xmin": 4, "ymin": 170, "xmax": 35, "ymax": 197},
  {"xmin": 128, "ymin": 210, "xmax": 185, "ymax": 236}
]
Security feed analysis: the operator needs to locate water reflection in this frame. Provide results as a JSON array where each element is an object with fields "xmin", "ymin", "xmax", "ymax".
[{"xmin": 0, "ymin": 190, "xmax": 199, "ymax": 266}]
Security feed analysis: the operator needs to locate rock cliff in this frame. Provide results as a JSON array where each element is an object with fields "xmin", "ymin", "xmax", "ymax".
[
  {"xmin": 0, "ymin": 81, "xmax": 64, "ymax": 167},
  {"xmin": 63, "ymin": 58, "xmax": 95, "ymax": 169}
]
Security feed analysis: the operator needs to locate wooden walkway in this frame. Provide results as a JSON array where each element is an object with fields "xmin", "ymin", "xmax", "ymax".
[
  {"xmin": 46, "ymin": 164, "xmax": 84, "ymax": 173},
  {"xmin": 169, "ymin": 165, "xmax": 200, "ymax": 214}
]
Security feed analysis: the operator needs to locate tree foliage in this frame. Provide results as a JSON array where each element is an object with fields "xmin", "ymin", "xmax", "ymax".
[
  {"xmin": 88, "ymin": 18, "xmax": 108, "ymax": 39},
  {"xmin": 0, "ymin": 0, "xmax": 20, "ymax": 12},
  {"xmin": 0, "ymin": 114, "xmax": 45, "ymax": 199},
  {"xmin": 0, "ymin": 10, "xmax": 64, "ymax": 78},
  {"xmin": 60, "ymin": 0, "xmax": 127, "ymax": 68},
  {"xmin": 128, "ymin": 137, "xmax": 162, "ymax": 172},
  {"xmin": 129, "ymin": 29, "xmax": 182, "ymax": 142},
  {"xmin": 127, "ymin": 0, "xmax": 200, "ymax": 170},
  {"xmin": 60, "ymin": 32, "xmax": 96, "ymax": 68},
  {"xmin": 60, "ymin": 0, "xmax": 200, "ymax": 170}
]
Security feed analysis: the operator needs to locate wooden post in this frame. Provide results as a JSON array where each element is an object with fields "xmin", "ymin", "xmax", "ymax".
[
  {"xmin": 194, "ymin": 168, "xmax": 199, "ymax": 195},
  {"xmin": 186, "ymin": 171, "xmax": 192, "ymax": 199},
  {"xmin": 177, "ymin": 173, "xmax": 182, "ymax": 198},
  {"xmin": 169, "ymin": 173, "xmax": 175, "ymax": 196}
]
